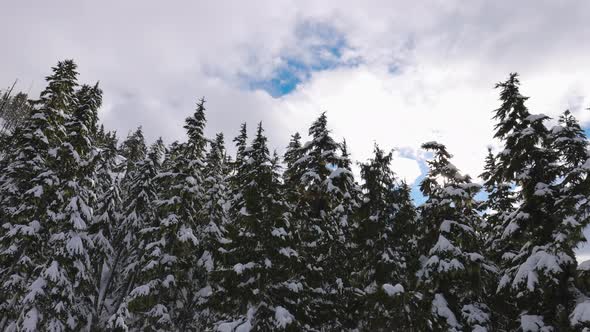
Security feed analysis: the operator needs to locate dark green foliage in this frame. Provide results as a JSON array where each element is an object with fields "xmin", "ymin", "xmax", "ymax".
[
  {"xmin": 416, "ymin": 142, "xmax": 492, "ymax": 331},
  {"xmin": 3, "ymin": 61, "xmax": 590, "ymax": 332},
  {"xmin": 0, "ymin": 89, "xmax": 32, "ymax": 137},
  {"xmin": 210, "ymin": 123, "xmax": 301, "ymax": 331},
  {"xmin": 120, "ymin": 126, "xmax": 147, "ymax": 177},
  {"xmin": 489, "ymin": 74, "xmax": 590, "ymax": 331},
  {"xmin": 126, "ymin": 100, "xmax": 207, "ymax": 330},
  {"xmin": 353, "ymin": 144, "xmax": 419, "ymax": 330},
  {"xmin": 282, "ymin": 112, "xmax": 362, "ymax": 330}
]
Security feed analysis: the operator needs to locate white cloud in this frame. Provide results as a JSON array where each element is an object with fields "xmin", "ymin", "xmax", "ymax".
[
  {"xmin": 2, "ymin": 0, "xmax": 590, "ymax": 255},
  {"xmin": 2, "ymin": 1, "xmax": 590, "ymax": 180}
]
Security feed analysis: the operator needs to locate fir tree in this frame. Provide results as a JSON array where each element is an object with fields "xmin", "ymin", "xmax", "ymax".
[
  {"xmin": 1, "ymin": 60, "xmax": 104, "ymax": 331},
  {"xmin": 491, "ymin": 74, "xmax": 581, "ymax": 330},
  {"xmin": 282, "ymin": 132, "xmax": 304, "ymax": 202},
  {"xmin": 479, "ymin": 148, "xmax": 515, "ymax": 330},
  {"xmin": 0, "ymin": 60, "xmax": 79, "ymax": 331},
  {"xmin": 353, "ymin": 144, "xmax": 419, "ymax": 330},
  {"xmin": 119, "ymin": 126, "xmax": 147, "ymax": 178},
  {"xmin": 44, "ymin": 81, "xmax": 103, "ymax": 330},
  {"xmin": 232, "ymin": 122, "xmax": 248, "ymax": 172},
  {"xmin": 284, "ymin": 112, "xmax": 360, "ymax": 330},
  {"xmin": 549, "ymin": 110, "xmax": 590, "ymax": 329},
  {"xmin": 91, "ymin": 122, "xmax": 124, "ymax": 327},
  {"xmin": 108, "ymin": 138, "xmax": 161, "ymax": 329},
  {"xmin": 211, "ymin": 123, "xmax": 301, "ymax": 331},
  {"xmin": 148, "ymin": 137, "xmax": 166, "ymax": 168},
  {"xmin": 126, "ymin": 99, "xmax": 206, "ymax": 330},
  {"xmin": 417, "ymin": 142, "xmax": 492, "ymax": 331},
  {"xmin": 195, "ymin": 132, "xmax": 231, "ymax": 328}
]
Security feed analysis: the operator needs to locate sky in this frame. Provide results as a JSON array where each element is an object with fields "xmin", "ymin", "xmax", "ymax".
[{"xmin": 2, "ymin": 1, "xmax": 590, "ymax": 256}]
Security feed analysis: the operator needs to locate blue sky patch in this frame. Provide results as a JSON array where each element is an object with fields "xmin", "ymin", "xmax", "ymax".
[
  {"xmin": 410, "ymin": 159, "xmax": 429, "ymax": 205},
  {"xmin": 248, "ymin": 20, "xmax": 358, "ymax": 97}
]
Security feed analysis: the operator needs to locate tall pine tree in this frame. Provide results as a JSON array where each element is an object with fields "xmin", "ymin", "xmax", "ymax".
[
  {"xmin": 284, "ymin": 113, "xmax": 360, "ymax": 330},
  {"xmin": 211, "ymin": 123, "xmax": 301, "ymax": 331},
  {"xmin": 417, "ymin": 142, "xmax": 492, "ymax": 331},
  {"xmin": 126, "ymin": 99, "xmax": 206, "ymax": 330},
  {"xmin": 353, "ymin": 144, "xmax": 419, "ymax": 330},
  {"xmin": 0, "ymin": 60, "xmax": 79, "ymax": 331}
]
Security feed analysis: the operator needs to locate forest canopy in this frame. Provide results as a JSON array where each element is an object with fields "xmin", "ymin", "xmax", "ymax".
[{"xmin": 1, "ymin": 60, "xmax": 590, "ymax": 331}]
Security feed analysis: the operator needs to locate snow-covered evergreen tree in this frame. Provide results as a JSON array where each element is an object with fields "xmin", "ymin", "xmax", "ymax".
[
  {"xmin": 283, "ymin": 112, "xmax": 360, "ymax": 330},
  {"xmin": 490, "ymin": 74, "xmax": 589, "ymax": 330},
  {"xmin": 194, "ymin": 132, "xmax": 231, "ymax": 328},
  {"xmin": 126, "ymin": 99, "xmax": 206, "ymax": 330},
  {"xmin": 0, "ymin": 60, "xmax": 105, "ymax": 331},
  {"xmin": 232, "ymin": 122, "xmax": 248, "ymax": 173},
  {"xmin": 549, "ymin": 110, "xmax": 590, "ymax": 330},
  {"xmin": 90, "ymin": 123, "xmax": 124, "ymax": 327},
  {"xmin": 210, "ymin": 123, "xmax": 301, "ymax": 331},
  {"xmin": 0, "ymin": 60, "xmax": 79, "ymax": 331},
  {"xmin": 47, "ymin": 81, "xmax": 102, "ymax": 330},
  {"xmin": 107, "ymin": 137, "xmax": 161, "ymax": 329},
  {"xmin": 480, "ymin": 148, "xmax": 516, "ymax": 262},
  {"xmin": 353, "ymin": 144, "xmax": 419, "ymax": 330},
  {"xmin": 282, "ymin": 132, "xmax": 304, "ymax": 205},
  {"xmin": 417, "ymin": 141, "xmax": 492, "ymax": 331},
  {"xmin": 119, "ymin": 126, "xmax": 147, "ymax": 181}
]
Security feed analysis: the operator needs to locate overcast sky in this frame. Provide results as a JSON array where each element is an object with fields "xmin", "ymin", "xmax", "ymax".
[{"xmin": 2, "ymin": 1, "xmax": 590, "ymax": 254}]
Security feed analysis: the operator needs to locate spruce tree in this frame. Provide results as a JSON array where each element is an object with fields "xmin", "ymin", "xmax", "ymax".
[
  {"xmin": 284, "ymin": 112, "xmax": 360, "ymax": 330},
  {"xmin": 108, "ymin": 138, "xmax": 161, "ymax": 329},
  {"xmin": 211, "ymin": 123, "xmax": 301, "ymax": 331},
  {"xmin": 353, "ymin": 144, "xmax": 419, "ymax": 330},
  {"xmin": 232, "ymin": 122, "xmax": 248, "ymax": 172},
  {"xmin": 91, "ymin": 123, "xmax": 124, "ymax": 327},
  {"xmin": 416, "ymin": 142, "xmax": 492, "ymax": 331},
  {"xmin": 195, "ymin": 132, "xmax": 231, "ymax": 328},
  {"xmin": 119, "ymin": 126, "xmax": 147, "ymax": 179},
  {"xmin": 45, "ymin": 81, "xmax": 102, "ymax": 330},
  {"xmin": 2, "ymin": 60, "xmax": 105, "ymax": 331},
  {"xmin": 479, "ymin": 148, "xmax": 514, "ymax": 330},
  {"xmin": 549, "ymin": 110, "xmax": 590, "ymax": 330},
  {"xmin": 126, "ymin": 99, "xmax": 206, "ymax": 330},
  {"xmin": 282, "ymin": 132, "xmax": 304, "ymax": 204},
  {"xmin": 0, "ymin": 60, "xmax": 78, "ymax": 331},
  {"xmin": 491, "ymin": 74, "xmax": 586, "ymax": 330}
]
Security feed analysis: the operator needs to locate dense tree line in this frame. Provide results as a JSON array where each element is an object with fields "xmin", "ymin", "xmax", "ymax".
[{"xmin": 1, "ymin": 61, "xmax": 590, "ymax": 331}]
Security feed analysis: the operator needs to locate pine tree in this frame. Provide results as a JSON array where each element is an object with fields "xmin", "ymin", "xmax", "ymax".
[
  {"xmin": 91, "ymin": 121, "xmax": 124, "ymax": 327},
  {"xmin": 232, "ymin": 122, "xmax": 248, "ymax": 172},
  {"xmin": 44, "ymin": 81, "xmax": 102, "ymax": 330},
  {"xmin": 126, "ymin": 99, "xmax": 206, "ymax": 330},
  {"xmin": 283, "ymin": 132, "xmax": 304, "ymax": 204},
  {"xmin": 119, "ymin": 126, "xmax": 147, "ymax": 179},
  {"xmin": 211, "ymin": 123, "xmax": 301, "ymax": 331},
  {"xmin": 549, "ymin": 110, "xmax": 590, "ymax": 330},
  {"xmin": 284, "ymin": 112, "xmax": 360, "ymax": 330},
  {"xmin": 108, "ymin": 138, "xmax": 161, "ymax": 329},
  {"xmin": 353, "ymin": 144, "xmax": 419, "ymax": 330},
  {"xmin": 194, "ymin": 133, "xmax": 231, "ymax": 328},
  {"xmin": 491, "ymin": 74, "xmax": 580, "ymax": 330},
  {"xmin": 0, "ymin": 60, "xmax": 79, "ymax": 331},
  {"xmin": 416, "ymin": 142, "xmax": 492, "ymax": 331}
]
